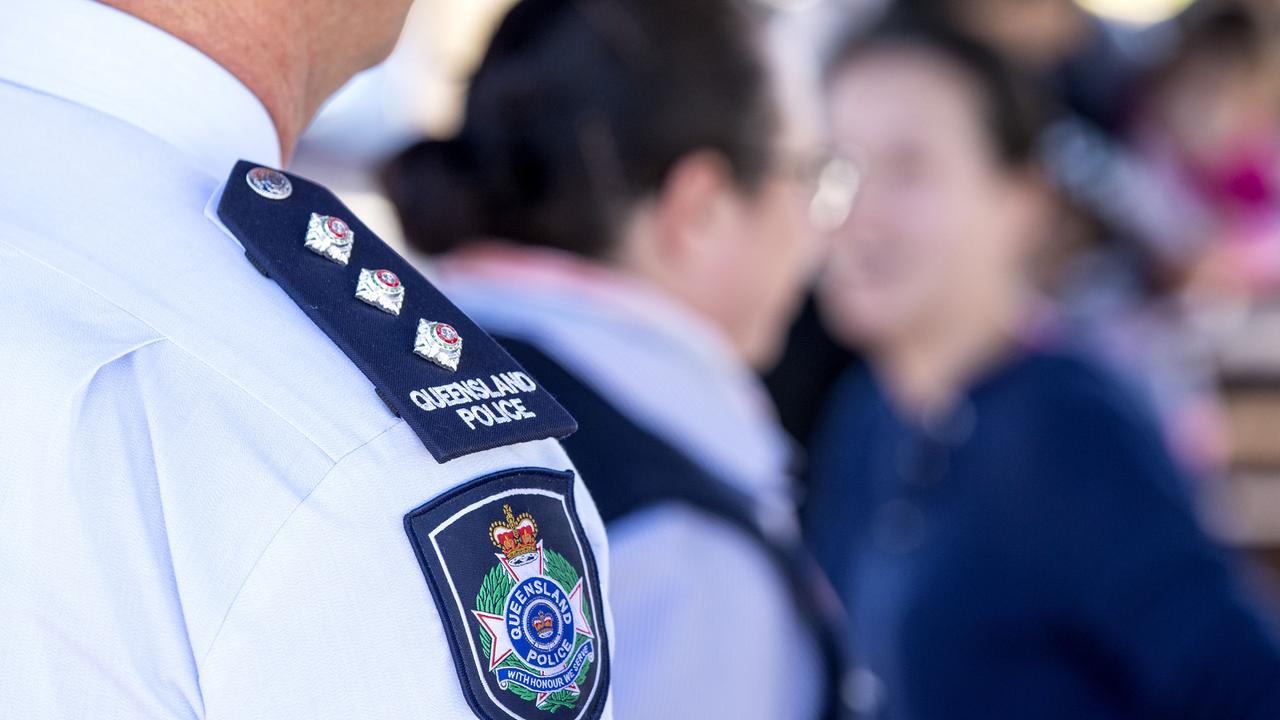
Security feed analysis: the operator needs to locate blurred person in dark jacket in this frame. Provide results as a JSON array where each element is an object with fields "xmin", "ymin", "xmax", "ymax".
[
  {"xmin": 805, "ymin": 12, "xmax": 1280, "ymax": 719},
  {"xmin": 766, "ymin": 0, "xmax": 1140, "ymax": 451}
]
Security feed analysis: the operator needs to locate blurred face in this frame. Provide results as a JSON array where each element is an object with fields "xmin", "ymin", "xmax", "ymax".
[
  {"xmin": 714, "ymin": 39, "xmax": 828, "ymax": 369},
  {"xmin": 621, "ymin": 25, "xmax": 824, "ymax": 369},
  {"xmin": 718, "ymin": 159, "xmax": 822, "ymax": 368},
  {"xmin": 1156, "ymin": 53, "xmax": 1279, "ymax": 170},
  {"xmin": 819, "ymin": 48, "xmax": 1031, "ymax": 351}
]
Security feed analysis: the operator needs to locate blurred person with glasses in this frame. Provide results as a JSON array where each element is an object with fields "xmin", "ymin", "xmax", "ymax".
[
  {"xmin": 383, "ymin": 0, "xmax": 858, "ymax": 717},
  {"xmin": 803, "ymin": 10, "xmax": 1280, "ymax": 720}
]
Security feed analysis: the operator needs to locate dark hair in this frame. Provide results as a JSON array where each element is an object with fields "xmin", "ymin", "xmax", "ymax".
[
  {"xmin": 383, "ymin": 0, "xmax": 776, "ymax": 258},
  {"xmin": 824, "ymin": 9, "xmax": 1046, "ymax": 170}
]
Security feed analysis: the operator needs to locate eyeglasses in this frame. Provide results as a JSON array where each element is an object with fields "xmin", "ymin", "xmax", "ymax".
[
  {"xmin": 775, "ymin": 148, "xmax": 864, "ymax": 232},
  {"xmin": 809, "ymin": 153, "xmax": 862, "ymax": 232}
]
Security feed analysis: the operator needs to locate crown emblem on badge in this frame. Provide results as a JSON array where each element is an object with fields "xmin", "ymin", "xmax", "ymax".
[
  {"xmin": 490, "ymin": 504, "xmax": 538, "ymax": 560},
  {"xmin": 532, "ymin": 610, "xmax": 555, "ymax": 638}
]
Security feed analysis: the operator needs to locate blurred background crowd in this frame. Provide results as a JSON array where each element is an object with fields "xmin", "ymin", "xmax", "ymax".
[
  {"xmin": 298, "ymin": 0, "xmax": 1280, "ymax": 597},
  {"xmin": 285, "ymin": 0, "xmax": 1280, "ymax": 714}
]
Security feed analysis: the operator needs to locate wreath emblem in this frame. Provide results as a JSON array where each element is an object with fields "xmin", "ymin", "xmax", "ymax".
[{"xmin": 472, "ymin": 505, "xmax": 597, "ymax": 713}]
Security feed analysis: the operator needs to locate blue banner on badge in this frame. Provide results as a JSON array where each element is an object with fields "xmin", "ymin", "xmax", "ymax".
[{"xmin": 405, "ymin": 468, "xmax": 610, "ymax": 720}]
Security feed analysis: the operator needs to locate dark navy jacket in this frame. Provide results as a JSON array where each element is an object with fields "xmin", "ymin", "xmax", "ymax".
[{"xmin": 805, "ymin": 348, "xmax": 1280, "ymax": 719}]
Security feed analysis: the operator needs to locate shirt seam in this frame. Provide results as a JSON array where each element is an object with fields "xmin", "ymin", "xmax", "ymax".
[{"xmin": 195, "ymin": 420, "xmax": 404, "ymax": 667}]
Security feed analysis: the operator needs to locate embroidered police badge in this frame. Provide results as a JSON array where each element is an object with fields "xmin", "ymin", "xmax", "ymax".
[{"xmin": 405, "ymin": 469, "xmax": 610, "ymax": 720}]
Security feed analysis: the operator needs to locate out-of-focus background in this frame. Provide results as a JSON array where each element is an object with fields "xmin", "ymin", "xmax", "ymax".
[{"xmin": 295, "ymin": 0, "xmax": 1280, "ymax": 607}]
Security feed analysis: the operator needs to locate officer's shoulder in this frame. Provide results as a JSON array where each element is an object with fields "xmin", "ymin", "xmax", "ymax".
[
  {"xmin": 0, "ymin": 225, "xmax": 166, "ymax": 397},
  {"xmin": 0, "ymin": 137, "xmax": 376, "ymax": 457}
]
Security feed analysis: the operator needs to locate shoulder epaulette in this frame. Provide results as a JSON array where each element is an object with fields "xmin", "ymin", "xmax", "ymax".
[{"xmin": 217, "ymin": 161, "xmax": 577, "ymax": 463}]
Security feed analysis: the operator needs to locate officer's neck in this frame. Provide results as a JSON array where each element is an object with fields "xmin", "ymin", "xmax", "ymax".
[{"xmin": 101, "ymin": 1, "xmax": 352, "ymax": 164}]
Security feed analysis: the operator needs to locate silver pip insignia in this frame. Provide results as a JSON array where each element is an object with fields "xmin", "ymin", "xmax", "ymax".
[
  {"xmin": 305, "ymin": 213, "xmax": 355, "ymax": 265},
  {"xmin": 415, "ymin": 320, "xmax": 463, "ymax": 371},
  {"xmin": 355, "ymin": 268, "xmax": 406, "ymax": 315}
]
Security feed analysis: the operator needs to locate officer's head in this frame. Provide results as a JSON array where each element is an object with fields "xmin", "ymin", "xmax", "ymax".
[
  {"xmin": 384, "ymin": 0, "xmax": 823, "ymax": 369},
  {"xmin": 815, "ymin": 12, "xmax": 1051, "ymax": 355}
]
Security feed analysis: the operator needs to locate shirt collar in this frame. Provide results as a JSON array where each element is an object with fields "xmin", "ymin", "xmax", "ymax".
[{"xmin": 0, "ymin": 0, "xmax": 281, "ymax": 179}]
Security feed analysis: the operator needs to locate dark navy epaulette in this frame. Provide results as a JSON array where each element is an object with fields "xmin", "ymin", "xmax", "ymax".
[{"xmin": 217, "ymin": 160, "xmax": 577, "ymax": 463}]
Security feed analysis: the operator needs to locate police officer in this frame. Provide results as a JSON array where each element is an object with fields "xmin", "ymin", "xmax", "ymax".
[
  {"xmin": 383, "ymin": 1, "xmax": 848, "ymax": 717},
  {"xmin": 805, "ymin": 12, "xmax": 1280, "ymax": 719},
  {"xmin": 0, "ymin": 2, "xmax": 613, "ymax": 719}
]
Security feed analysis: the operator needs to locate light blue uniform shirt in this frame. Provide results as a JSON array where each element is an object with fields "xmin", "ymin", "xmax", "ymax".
[{"xmin": 0, "ymin": 3, "xmax": 613, "ymax": 718}]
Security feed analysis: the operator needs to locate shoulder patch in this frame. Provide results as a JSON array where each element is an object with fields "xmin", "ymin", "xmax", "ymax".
[
  {"xmin": 216, "ymin": 160, "xmax": 577, "ymax": 463},
  {"xmin": 405, "ymin": 468, "xmax": 610, "ymax": 720}
]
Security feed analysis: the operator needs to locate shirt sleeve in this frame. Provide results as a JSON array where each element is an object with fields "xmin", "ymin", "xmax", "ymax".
[
  {"xmin": 1023, "ymin": 368, "xmax": 1280, "ymax": 719},
  {"xmin": 0, "ymin": 342, "xmax": 204, "ymax": 719},
  {"xmin": 606, "ymin": 505, "xmax": 824, "ymax": 720}
]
